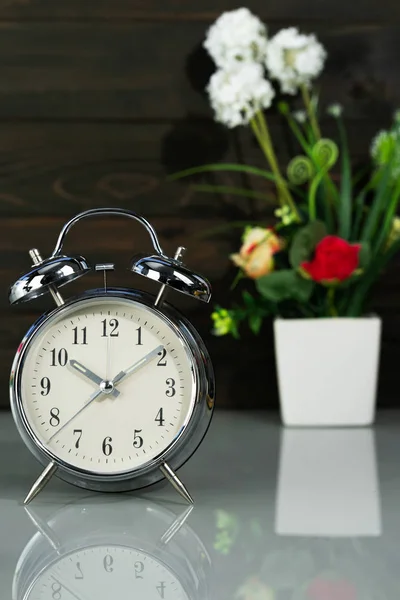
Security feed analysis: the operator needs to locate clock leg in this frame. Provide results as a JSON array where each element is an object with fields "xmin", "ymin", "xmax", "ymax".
[
  {"xmin": 159, "ymin": 504, "xmax": 194, "ymax": 545},
  {"xmin": 24, "ymin": 462, "xmax": 58, "ymax": 505},
  {"xmin": 154, "ymin": 246, "xmax": 186, "ymax": 308},
  {"xmin": 159, "ymin": 462, "xmax": 194, "ymax": 505},
  {"xmin": 24, "ymin": 506, "xmax": 61, "ymax": 551}
]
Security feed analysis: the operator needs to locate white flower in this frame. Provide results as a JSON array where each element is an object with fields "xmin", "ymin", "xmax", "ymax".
[
  {"xmin": 292, "ymin": 110, "xmax": 307, "ymax": 123},
  {"xmin": 207, "ymin": 64, "xmax": 275, "ymax": 128},
  {"xmin": 204, "ymin": 8, "xmax": 268, "ymax": 69},
  {"xmin": 371, "ymin": 129, "xmax": 400, "ymax": 182},
  {"xmin": 265, "ymin": 27, "xmax": 327, "ymax": 94},
  {"xmin": 371, "ymin": 130, "xmax": 396, "ymax": 161},
  {"xmin": 327, "ymin": 103, "xmax": 343, "ymax": 118}
]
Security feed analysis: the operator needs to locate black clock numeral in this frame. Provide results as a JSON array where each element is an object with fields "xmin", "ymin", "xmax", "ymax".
[
  {"xmin": 40, "ymin": 377, "xmax": 51, "ymax": 396},
  {"xmin": 155, "ymin": 408, "xmax": 165, "ymax": 427},
  {"xmin": 165, "ymin": 378, "xmax": 176, "ymax": 397},
  {"xmin": 135, "ymin": 561, "xmax": 144, "ymax": 579},
  {"xmin": 52, "ymin": 581, "xmax": 62, "ymax": 600},
  {"xmin": 103, "ymin": 554, "xmax": 114, "ymax": 573},
  {"xmin": 136, "ymin": 326, "xmax": 143, "ymax": 345},
  {"xmin": 73, "ymin": 429, "xmax": 83, "ymax": 449},
  {"xmin": 157, "ymin": 347, "xmax": 167, "ymax": 367},
  {"xmin": 133, "ymin": 429, "xmax": 143, "ymax": 449},
  {"xmin": 72, "ymin": 326, "xmax": 87, "ymax": 345},
  {"xmin": 101, "ymin": 318, "xmax": 119, "ymax": 337},
  {"xmin": 157, "ymin": 582, "xmax": 166, "ymax": 599},
  {"xmin": 74, "ymin": 562, "xmax": 84, "ymax": 580},
  {"xmin": 49, "ymin": 408, "xmax": 60, "ymax": 427},
  {"xmin": 50, "ymin": 348, "xmax": 68, "ymax": 367},
  {"xmin": 102, "ymin": 436, "xmax": 113, "ymax": 456}
]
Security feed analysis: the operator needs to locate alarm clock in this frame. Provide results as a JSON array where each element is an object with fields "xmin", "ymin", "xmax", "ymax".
[
  {"xmin": 13, "ymin": 498, "xmax": 211, "ymax": 600},
  {"xmin": 9, "ymin": 208, "xmax": 215, "ymax": 505}
]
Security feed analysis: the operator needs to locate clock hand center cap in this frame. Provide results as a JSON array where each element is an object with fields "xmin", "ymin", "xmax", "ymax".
[{"xmin": 100, "ymin": 380, "xmax": 115, "ymax": 395}]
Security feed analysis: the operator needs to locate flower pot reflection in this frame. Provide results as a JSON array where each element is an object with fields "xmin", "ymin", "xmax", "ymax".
[{"xmin": 275, "ymin": 428, "xmax": 381, "ymax": 537}]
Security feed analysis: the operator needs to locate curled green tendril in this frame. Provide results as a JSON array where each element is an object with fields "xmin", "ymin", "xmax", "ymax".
[
  {"xmin": 287, "ymin": 155, "xmax": 314, "ymax": 185},
  {"xmin": 308, "ymin": 139, "xmax": 339, "ymax": 220},
  {"xmin": 312, "ymin": 138, "xmax": 339, "ymax": 171}
]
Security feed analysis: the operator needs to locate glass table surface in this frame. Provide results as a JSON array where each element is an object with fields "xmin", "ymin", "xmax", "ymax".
[{"xmin": 0, "ymin": 410, "xmax": 399, "ymax": 599}]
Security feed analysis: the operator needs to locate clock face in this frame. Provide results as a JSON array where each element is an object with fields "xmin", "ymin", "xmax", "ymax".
[
  {"xmin": 17, "ymin": 295, "xmax": 196, "ymax": 475},
  {"xmin": 26, "ymin": 545, "xmax": 189, "ymax": 600}
]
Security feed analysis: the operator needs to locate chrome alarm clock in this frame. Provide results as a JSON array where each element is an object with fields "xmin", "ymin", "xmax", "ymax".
[{"xmin": 9, "ymin": 208, "xmax": 214, "ymax": 504}]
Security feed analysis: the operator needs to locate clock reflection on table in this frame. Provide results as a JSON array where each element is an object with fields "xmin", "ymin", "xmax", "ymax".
[{"xmin": 13, "ymin": 498, "xmax": 211, "ymax": 600}]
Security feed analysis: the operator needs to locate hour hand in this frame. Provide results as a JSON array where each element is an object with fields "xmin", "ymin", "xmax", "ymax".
[{"xmin": 69, "ymin": 360, "xmax": 120, "ymax": 398}]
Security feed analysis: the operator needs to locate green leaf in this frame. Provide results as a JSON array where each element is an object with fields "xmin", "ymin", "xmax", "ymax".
[
  {"xmin": 192, "ymin": 184, "xmax": 274, "ymax": 202},
  {"xmin": 335, "ymin": 274, "xmax": 363, "ymax": 290},
  {"xmin": 289, "ymin": 220, "xmax": 327, "ymax": 268},
  {"xmin": 351, "ymin": 188, "xmax": 367, "ymax": 241},
  {"xmin": 358, "ymin": 242, "xmax": 371, "ymax": 270},
  {"xmin": 338, "ymin": 119, "xmax": 352, "ymax": 239},
  {"xmin": 242, "ymin": 290, "xmax": 256, "ymax": 309},
  {"xmin": 373, "ymin": 182, "xmax": 400, "ymax": 254},
  {"xmin": 256, "ymin": 270, "xmax": 314, "ymax": 303},
  {"xmin": 248, "ymin": 313, "xmax": 263, "ymax": 335},
  {"xmin": 345, "ymin": 238, "xmax": 400, "ymax": 316},
  {"xmin": 168, "ymin": 163, "xmax": 278, "ymax": 183},
  {"xmin": 360, "ymin": 161, "xmax": 392, "ymax": 243}
]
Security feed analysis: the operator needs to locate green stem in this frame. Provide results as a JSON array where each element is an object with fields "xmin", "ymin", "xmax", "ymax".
[
  {"xmin": 308, "ymin": 166, "xmax": 329, "ymax": 220},
  {"xmin": 250, "ymin": 118, "xmax": 285, "ymax": 207},
  {"xmin": 327, "ymin": 287, "xmax": 338, "ymax": 317},
  {"xmin": 286, "ymin": 112, "xmax": 339, "ymax": 210},
  {"xmin": 301, "ymin": 84, "xmax": 321, "ymax": 141},
  {"xmin": 286, "ymin": 115, "xmax": 312, "ymax": 154},
  {"xmin": 301, "ymin": 85, "xmax": 340, "ymax": 230},
  {"xmin": 251, "ymin": 111, "xmax": 301, "ymax": 221}
]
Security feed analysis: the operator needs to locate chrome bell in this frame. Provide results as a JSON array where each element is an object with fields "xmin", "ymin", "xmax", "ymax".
[
  {"xmin": 9, "ymin": 252, "xmax": 91, "ymax": 305},
  {"xmin": 131, "ymin": 251, "xmax": 211, "ymax": 303}
]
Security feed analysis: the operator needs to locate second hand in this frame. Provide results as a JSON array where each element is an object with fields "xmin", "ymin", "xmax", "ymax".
[{"xmin": 47, "ymin": 388, "xmax": 102, "ymax": 444}]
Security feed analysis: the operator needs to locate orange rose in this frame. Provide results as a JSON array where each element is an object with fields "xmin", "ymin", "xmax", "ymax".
[{"xmin": 231, "ymin": 227, "xmax": 282, "ymax": 279}]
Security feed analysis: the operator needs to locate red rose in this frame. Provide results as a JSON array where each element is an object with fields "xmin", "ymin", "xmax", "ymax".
[
  {"xmin": 307, "ymin": 578, "xmax": 357, "ymax": 600},
  {"xmin": 301, "ymin": 235, "xmax": 361, "ymax": 283}
]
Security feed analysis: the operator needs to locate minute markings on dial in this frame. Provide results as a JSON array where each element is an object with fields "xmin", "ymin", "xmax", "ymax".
[{"xmin": 23, "ymin": 301, "xmax": 190, "ymax": 472}]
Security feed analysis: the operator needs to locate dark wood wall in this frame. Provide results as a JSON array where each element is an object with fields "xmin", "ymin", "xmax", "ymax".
[{"xmin": 1, "ymin": 1, "xmax": 400, "ymax": 409}]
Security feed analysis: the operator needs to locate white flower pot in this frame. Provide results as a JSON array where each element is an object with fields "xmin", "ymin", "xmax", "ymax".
[{"xmin": 274, "ymin": 317, "xmax": 382, "ymax": 427}]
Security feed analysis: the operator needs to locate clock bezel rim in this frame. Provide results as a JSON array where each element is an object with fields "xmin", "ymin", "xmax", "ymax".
[{"xmin": 10, "ymin": 288, "xmax": 214, "ymax": 492}]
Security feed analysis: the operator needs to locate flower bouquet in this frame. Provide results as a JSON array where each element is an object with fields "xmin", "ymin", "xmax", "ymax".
[{"xmin": 172, "ymin": 8, "xmax": 400, "ymax": 425}]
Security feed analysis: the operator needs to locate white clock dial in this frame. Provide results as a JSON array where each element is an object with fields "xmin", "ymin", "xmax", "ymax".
[
  {"xmin": 27, "ymin": 545, "xmax": 188, "ymax": 600},
  {"xmin": 19, "ymin": 297, "xmax": 195, "ymax": 474}
]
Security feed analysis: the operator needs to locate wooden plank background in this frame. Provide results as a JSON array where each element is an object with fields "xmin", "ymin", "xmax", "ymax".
[{"xmin": 1, "ymin": 1, "xmax": 400, "ymax": 409}]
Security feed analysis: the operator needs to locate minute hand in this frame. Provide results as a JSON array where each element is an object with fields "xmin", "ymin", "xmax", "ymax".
[{"xmin": 112, "ymin": 345, "xmax": 164, "ymax": 387}]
